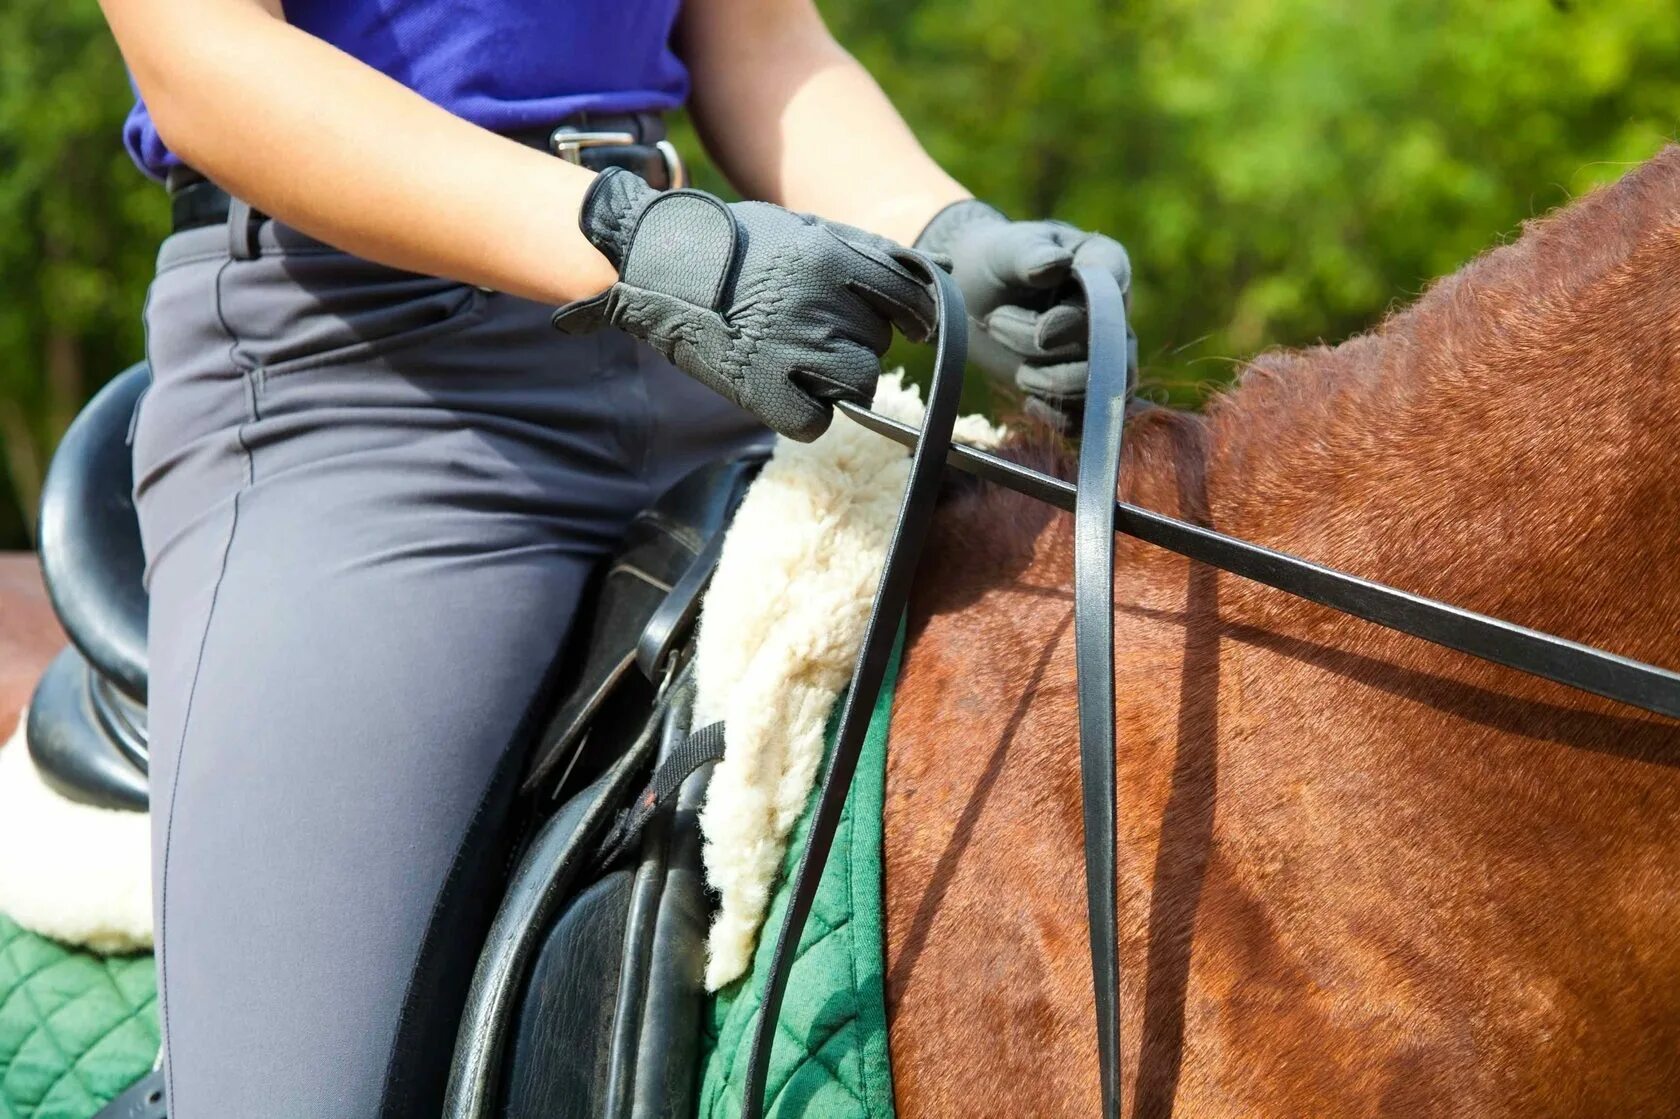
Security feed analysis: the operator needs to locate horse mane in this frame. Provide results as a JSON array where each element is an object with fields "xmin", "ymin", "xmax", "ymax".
[
  {"xmin": 1221, "ymin": 145, "xmax": 1680, "ymax": 418},
  {"xmin": 1201, "ymin": 145, "xmax": 1680, "ymax": 556},
  {"xmin": 944, "ymin": 144, "xmax": 1680, "ymax": 653}
]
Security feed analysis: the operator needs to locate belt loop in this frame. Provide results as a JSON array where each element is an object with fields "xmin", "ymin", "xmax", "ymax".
[{"xmin": 226, "ymin": 196, "xmax": 260, "ymax": 261}]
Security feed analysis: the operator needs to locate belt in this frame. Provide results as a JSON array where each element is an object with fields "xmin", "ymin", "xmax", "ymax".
[{"xmin": 168, "ymin": 111, "xmax": 685, "ymax": 234}]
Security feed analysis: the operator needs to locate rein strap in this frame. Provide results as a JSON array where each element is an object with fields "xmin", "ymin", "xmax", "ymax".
[
  {"xmin": 1071, "ymin": 266, "xmax": 1130, "ymax": 1119},
  {"xmin": 739, "ymin": 262, "xmax": 968, "ymax": 1119}
]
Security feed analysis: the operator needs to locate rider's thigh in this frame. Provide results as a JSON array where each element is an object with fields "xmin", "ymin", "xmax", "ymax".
[{"xmin": 133, "ymin": 220, "xmax": 762, "ymax": 1117}]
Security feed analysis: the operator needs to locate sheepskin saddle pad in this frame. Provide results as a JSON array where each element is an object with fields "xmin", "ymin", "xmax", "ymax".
[{"xmin": 0, "ymin": 717, "xmax": 158, "ymax": 1119}]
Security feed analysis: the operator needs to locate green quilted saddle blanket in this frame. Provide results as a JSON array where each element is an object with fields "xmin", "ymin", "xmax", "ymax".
[
  {"xmin": 698, "ymin": 627, "xmax": 903, "ymax": 1119},
  {"xmin": 0, "ymin": 912, "xmax": 158, "ymax": 1119}
]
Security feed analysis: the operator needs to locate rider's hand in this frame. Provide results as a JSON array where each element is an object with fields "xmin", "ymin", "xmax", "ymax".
[
  {"xmin": 553, "ymin": 168, "xmax": 938, "ymax": 442},
  {"xmin": 916, "ymin": 200, "xmax": 1132, "ymax": 419}
]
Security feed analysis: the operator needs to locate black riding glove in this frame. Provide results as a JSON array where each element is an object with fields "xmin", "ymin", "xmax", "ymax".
[
  {"xmin": 553, "ymin": 168, "xmax": 939, "ymax": 442},
  {"xmin": 916, "ymin": 199, "xmax": 1132, "ymax": 420}
]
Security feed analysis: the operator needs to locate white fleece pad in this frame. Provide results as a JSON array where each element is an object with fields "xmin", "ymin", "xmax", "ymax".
[
  {"xmin": 694, "ymin": 373, "xmax": 1005, "ymax": 989},
  {"xmin": 0, "ymin": 713, "xmax": 152, "ymax": 953}
]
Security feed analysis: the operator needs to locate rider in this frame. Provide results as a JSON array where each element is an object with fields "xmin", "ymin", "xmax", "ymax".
[{"xmin": 97, "ymin": 0, "xmax": 1129, "ymax": 1113}]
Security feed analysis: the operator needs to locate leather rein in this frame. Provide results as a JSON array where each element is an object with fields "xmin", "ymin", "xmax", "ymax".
[{"xmin": 739, "ymin": 264, "xmax": 1680, "ymax": 1119}]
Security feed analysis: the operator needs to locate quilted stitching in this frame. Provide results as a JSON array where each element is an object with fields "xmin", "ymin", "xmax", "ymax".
[
  {"xmin": 699, "ymin": 627, "xmax": 903, "ymax": 1119},
  {"xmin": 0, "ymin": 913, "xmax": 159, "ymax": 1118}
]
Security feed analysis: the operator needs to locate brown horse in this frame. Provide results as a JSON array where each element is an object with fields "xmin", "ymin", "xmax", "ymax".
[
  {"xmin": 884, "ymin": 148, "xmax": 1680, "ymax": 1116},
  {"xmin": 0, "ymin": 553, "xmax": 61, "ymax": 742}
]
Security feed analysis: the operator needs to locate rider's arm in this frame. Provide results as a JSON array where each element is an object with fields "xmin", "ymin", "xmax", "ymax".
[
  {"xmin": 679, "ymin": 0, "xmax": 972, "ymax": 245},
  {"xmin": 98, "ymin": 0, "xmax": 617, "ymax": 303}
]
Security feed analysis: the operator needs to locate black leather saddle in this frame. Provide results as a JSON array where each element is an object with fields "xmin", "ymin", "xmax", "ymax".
[{"xmin": 28, "ymin": 362, "xmax": 150, "ymax": 811}]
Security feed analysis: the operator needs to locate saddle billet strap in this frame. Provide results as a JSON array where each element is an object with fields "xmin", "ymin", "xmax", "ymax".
[
  {"xmin": 837, "ymin": 408, "xmax": 1680, "ymax": 721},
  {"xmin": 739, "ymin": 260, "xmax": 966, "ymax": 1119},
  {"xmin": 1071, "ymin": 265, "xmax": 1131, "ymax": 1119},
  {"xmin": 592, "ymin": 720, "xmax": 727, "ymax": 868},
  {"xmin": 636, "ymin": 513, "xmax": 736, "ymax": 682}
]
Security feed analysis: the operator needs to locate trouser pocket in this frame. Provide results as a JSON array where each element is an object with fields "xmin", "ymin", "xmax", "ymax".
[{"xmin": 217, "ymin": 243, "xmax": 488, "ymax": 377}]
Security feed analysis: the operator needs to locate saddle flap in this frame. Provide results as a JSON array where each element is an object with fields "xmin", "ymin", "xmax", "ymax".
[{"xmin": 519, "ymin": 450, "xmax": 766, "ymax": 799}]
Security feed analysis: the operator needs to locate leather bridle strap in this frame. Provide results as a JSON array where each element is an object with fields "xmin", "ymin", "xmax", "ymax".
[
  {"xmin": 835, "ymin": 411, "xmax": 1680, "ymax": 721},
  {"xmin": 739, "ymin": 261, "xmax": 967, "ymax": 1119},
  {"xmin": 1071, "ymin": 265, "xmax": 1131, "ymax": 1119}
]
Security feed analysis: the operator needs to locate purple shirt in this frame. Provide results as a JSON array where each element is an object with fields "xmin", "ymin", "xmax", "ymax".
[{"xmin": 124, "ymin": 1, "xmax": 689, "ymax": 181}]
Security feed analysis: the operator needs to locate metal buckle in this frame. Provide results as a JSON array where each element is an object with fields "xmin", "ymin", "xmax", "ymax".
[
  {"xmin": 655, "ymin": 139, "xmax": 687, "ymax": 190},
  {"xmin": 548, "ymin": 127, "xmax": 687, "ymax": 190},
  {"xmin": 548, "ymin": 128, "xmax": 637, "ymax": 162}
]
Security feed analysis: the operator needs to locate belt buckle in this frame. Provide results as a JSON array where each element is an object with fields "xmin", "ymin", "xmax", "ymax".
[{"xmin": 548, "ymin": 127, "xmax": 687, "ymax": 190}]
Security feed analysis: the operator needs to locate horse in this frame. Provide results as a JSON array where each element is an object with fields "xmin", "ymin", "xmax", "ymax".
[
  {"xmin": 883, "ymin": 146, "xmax": 1680, "ymax": 1116},
  {"xmin": 0, "ymin": 553, "xmax": 62, "ymax": 741}
]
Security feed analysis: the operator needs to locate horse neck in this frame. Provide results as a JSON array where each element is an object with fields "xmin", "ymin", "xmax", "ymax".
[{"xmin": 1167, "ymin": 150, "xmax": 1680, "ymax": 665}]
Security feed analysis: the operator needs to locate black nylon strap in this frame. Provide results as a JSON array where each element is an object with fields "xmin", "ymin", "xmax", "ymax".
[
  {"xmin": 739, "ymin": 262, "xmax": 966, "ymax": 1119},
  {"xmin": 1071, "ymin": 265, "xmax": 1131, "ymax": 1119},
  {"xmin": 593, "ymin": 720, "xmax": 728, "ymax": 868}
]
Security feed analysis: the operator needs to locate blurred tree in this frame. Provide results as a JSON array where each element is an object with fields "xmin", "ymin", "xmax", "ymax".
[
  {"xmin": 0, "ymin": 0, "xmax": 166, "ymax": 547},
  {"xmin": 1, "ymin": 0, "xmax": 1678, "ymax": 547},
  {"xmin": 813, "ymin": 0, "xmax": 1680, "ymax": 400}
]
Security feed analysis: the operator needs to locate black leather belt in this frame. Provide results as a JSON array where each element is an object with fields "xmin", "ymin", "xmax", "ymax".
[{"xmin": 167, "ymin": 111, "xmax": 683, "ymax": 234}]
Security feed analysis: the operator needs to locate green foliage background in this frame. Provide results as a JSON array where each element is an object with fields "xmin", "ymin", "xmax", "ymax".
[{"xmin": 0, "ymin": 0, "xmax": 1676, "ymax": 548}]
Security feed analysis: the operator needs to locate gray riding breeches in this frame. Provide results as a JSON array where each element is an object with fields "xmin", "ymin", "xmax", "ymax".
[{"xmin": 134, "ymin": 214, "xmax": 767, "ymax": 1117}]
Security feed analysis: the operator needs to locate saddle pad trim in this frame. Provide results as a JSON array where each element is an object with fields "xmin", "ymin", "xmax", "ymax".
[{"xmin": 698, "ymin": 622, "xmax": 903, "ymax": 1119}]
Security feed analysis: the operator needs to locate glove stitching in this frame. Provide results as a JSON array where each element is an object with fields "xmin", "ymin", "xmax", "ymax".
[
  {"xmin": 724, "ymin": 237, "xmax": 796, "ymax": 405},
  {"xmin": 595, "ymin": 181, "xmax": 643, "ymax": 265}
]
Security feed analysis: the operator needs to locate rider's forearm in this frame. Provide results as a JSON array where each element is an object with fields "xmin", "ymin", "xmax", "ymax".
[
  {"xmin": 99, "ymin": 0, "xmax": 616, "ymax": 303},
  {"xmin": 680, "ymin": 0, "xmax": 971, "ymax": 245}
]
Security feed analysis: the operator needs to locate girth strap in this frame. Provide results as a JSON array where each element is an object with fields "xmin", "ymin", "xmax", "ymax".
[{"xmin": 739, "ymin": 261, "xmax": 967, "ymax": 1119}]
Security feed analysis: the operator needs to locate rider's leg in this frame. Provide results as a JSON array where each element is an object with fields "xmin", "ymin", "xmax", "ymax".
[{"xmin": 135, "ymin": 218, "xmax": 765, "ymax": 1117}]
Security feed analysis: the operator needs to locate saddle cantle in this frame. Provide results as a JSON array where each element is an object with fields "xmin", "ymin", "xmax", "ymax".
[
  {"xmin": 29, "ymin": 362, "xmax": 151, "ymax": 811},
  {"xmin": 37, "ymin": 362, "xmax": 150, "ymax": 701}
]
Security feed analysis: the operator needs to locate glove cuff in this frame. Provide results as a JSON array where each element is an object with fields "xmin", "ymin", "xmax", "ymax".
[
  {"xmin": 576, "ymin": 167, "xmax": 660, "ymax": 271},
  {"xmin": 913, "ymin": 198, "xmax": 1007, "ymax": 256}
]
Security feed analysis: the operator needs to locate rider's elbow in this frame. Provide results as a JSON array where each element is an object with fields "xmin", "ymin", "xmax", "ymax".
[{"xmin": 105, "ymin": 0, "xmax": 276, "ymax": 180}]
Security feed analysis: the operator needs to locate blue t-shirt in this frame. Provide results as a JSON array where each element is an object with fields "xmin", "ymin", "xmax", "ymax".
[{"xmin": 123, "ymin": 0, "xmax": 689, "ymax": 181}]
